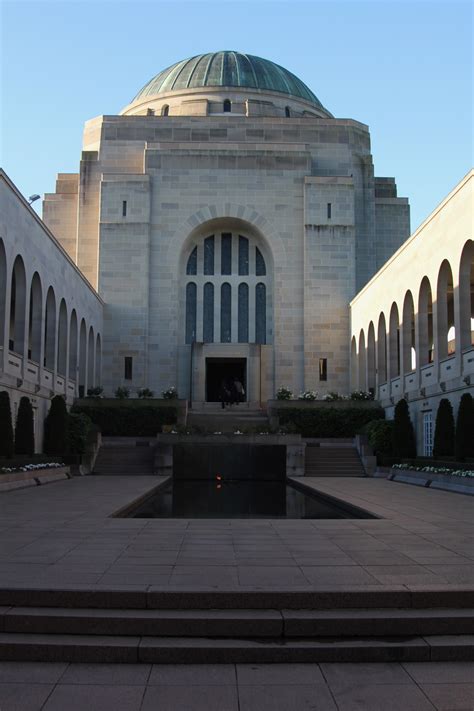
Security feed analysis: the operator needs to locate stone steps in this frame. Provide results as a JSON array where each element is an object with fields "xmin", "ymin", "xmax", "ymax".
[
  {"xmin": 0, "ymin": 631, "xmax": 472, "ymax": 663},
  {"xmin": 187, "ymin": 409, "xmax": 269, "ymax": 433},
  {"xmin": 2, "ymin": 606, "xmax": 473, "ymax": 638},
  {"xmin": 305, "ymin": 446, "xmax": 365, "ymax": 477},
  {"xmin": 93, "ymin": 443, "xmax": 155, "ymax": 475}
]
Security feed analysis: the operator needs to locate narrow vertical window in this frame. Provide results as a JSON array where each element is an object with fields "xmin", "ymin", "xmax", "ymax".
[
  {"xmin": 238, "ymin": 236, "xmax": 249, "ymax": 275},
  {"xmin": 255, "ymin": 283, "xmax": 266, "ymax": 344},
  {"xmin": 327, "ymin": 203, "xmax": 332, "ymax": 219},
  {"xmin": 124, "ymin": 356, "xmax": 133, "ymax": 380},
  {"xmin": 204, "ymin": 236, "xmax": 215, "ymax": 275},
  {"xmin": 221, "ymin": 283, "xmax": 231, "ymax": 343},
  {"xmin": 256, "ymin": 247, "xmax": 266, "ymax": 276},
  {"xmin": 203, "ymin": 282, "xmax": 214, "ymax": 343},
  {"xmin": 122, "ymin": 201, "xmax": 127, "ymax": 217},
  {"xmin": 185, "ymin": 282, "xmax": 197, "ymax": 344},
  {"xmin": 162, "ymin": 105, "xmax": 169, "ymax": 116},
  {"xmin": 221, "ymin": 233, "xmax": 232, "ymax": 275},
  {"xmin": 238, "ymin": 283, "xmax": 249, "ymax": 343},
  {"xmin": 319, "ymin": 358, "xmax": 327, "ymax": 381},
  {"xmin": 285, "ymin": 106, "xmax": 291, "ymax": 117},
  {"xmin": 223, "ymin": 99, "xmax": 231, "ymax": 113},
  {"xmin": 186, "ymin": 246, "xmax": 197, "ymax": 275}
]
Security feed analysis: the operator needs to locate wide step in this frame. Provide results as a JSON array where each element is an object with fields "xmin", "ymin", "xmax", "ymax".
[{"xmin": 0, "ymin": 632, "xmax": 472, "ymax": 663}]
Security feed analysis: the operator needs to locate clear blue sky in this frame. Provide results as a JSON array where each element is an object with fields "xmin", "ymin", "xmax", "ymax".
[{"xmin": 1, "ymin": 0, "xmax": 472, "ymax": 230}]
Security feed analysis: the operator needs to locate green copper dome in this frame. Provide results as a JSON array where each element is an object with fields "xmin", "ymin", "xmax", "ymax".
[{"xmin": 133, "ymin": 51, "xmax": 324, "ymax": 109}]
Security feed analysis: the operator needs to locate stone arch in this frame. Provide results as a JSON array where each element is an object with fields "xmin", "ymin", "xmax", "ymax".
[
  {"xmin": 389, "ymin": 302, "xmax": 400, "ymax": 379},
  {"xmin": 377, "ymin": 313, "xmax": 387, "ymax": 384},
  {"xmin": 402, "ymin": 290, "xmax": 416, "ymax": 373},
  {"xmin": 44, "ymin": 286, "xmax": 56, "ymax": 370},
  {"xmin": 57, "ymin": 299, "xmax": 68, "ymax": 376},
  {"xmin": 367, "ymin": 321, "xmax": 376, "ymax": 392},
  {"xmin": 28, "ymin": 272, "xmax": 43, "ymax": 363},
  {"xmin": 69, "ymin": 310, "xmax": 78, "ymax": 382},
  {"xmin": 9, "ymin": 255, "xmax": 27, "ymax": 355},
  {"xmin": 95, "ymin": 333, "xmax": 102, "ymax": 386},
  {"xmin": 87, "ymin": 326, "xmax": 95, "ymax": 391},
  {"xmin": 0, "ymin": 239, "xmax": 7, "ymax": 350},
  {"xmin": 358, "ymin": 329, "xmax": 366, "ymax": 390},
  {"xmin": 418, "ymin": 276, "xmax": 434, "ymax": 366},
  {"xmin": 78, "ymin": 319, "xmax": 87, "ymax": 396},
  {"xmin": 458, "ymin": 239, "xmax": 474, "ymax": 350},
  {"xmin": 350, "ymin": 336, "xmax": 357, "ymax": 389},
  {"xmin": 436, "ymin": 259, "xmax": 455, "ymax": 359}
]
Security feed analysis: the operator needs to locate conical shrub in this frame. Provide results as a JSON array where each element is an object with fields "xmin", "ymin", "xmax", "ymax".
[
  {"xmin": 433, "ymin": 398, "xmax": 455, "ymax": 458},
  {"xmin": 43, "ymin": 395, "xmax": 69, "ymax": 456},
  {"xmin": 14, "ymin": 396, "xmax": 35, "ymax": 455},
  {"xmin": 392, "ymin": 398, "xmax": 416, "ymax": 458},
  {"xmin": 0, "ymin": 391, "xmax": 14, "ymax": 458},
  {"xmin": 455, "ymin": 393, "xmax": 474, "ymax": 461}
]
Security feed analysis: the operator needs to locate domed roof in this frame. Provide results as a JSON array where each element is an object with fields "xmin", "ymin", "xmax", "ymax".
[{"xmin": 132, "ymin": 51, "xmax": 325, "ymax": 109}]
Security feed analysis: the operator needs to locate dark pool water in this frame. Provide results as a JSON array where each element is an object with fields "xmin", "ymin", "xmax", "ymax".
[{"xmin": 126, "ymin": 480, "xmax": 373, "ymax": 519}]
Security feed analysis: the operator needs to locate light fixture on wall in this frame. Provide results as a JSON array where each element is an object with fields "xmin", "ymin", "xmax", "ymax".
[
  {"xmin": 440, "ymin": 381, "xmax": 446, "ymax": 392},
  {"xmin": 463, "ymin": 375, "xmax": 471, "ymax": 386},
  {"xmin": 28, "ymin": 194, "xmax": 40, "ymax": 205}
]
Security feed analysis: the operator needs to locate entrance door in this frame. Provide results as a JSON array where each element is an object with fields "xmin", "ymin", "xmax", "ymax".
[{"xmin": 206, "ymin": 358, "xmax": 246, "ymax": 402}]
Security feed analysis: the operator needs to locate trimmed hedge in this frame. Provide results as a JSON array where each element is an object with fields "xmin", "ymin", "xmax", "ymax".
[
  {"xmin": 44, "ymin": 395, "xmax": 70, "ymax": 456},
  {"xmin": 392, "ymin": 398, "xmax": 416, "ymax": 458},
  {"xmin": 433, "ymin": 398, "xmax": 455, "ymax": 458},
  {"xmin": 68, "ymin": 413, "xmax": 92, "ymax": 455},
  {"xmin": 455, "ymin": 393, "xmax": 474, "ymax": 461},
  {"xmin": 71, "ymin": 404, "xmax": 178, "ymax": 436},
  {"xmin": 15, "ymin": 396, "xmax": 35, "ymax": 456},
  {"xmin": 363, "ymin": 419, "xmax": 394, "ymax": 456},
  {"xmin": 276, "ymin": 406, "xmax": 384, "ymax": 438},
  {"xmin": 0, "ymin": 391, "xmax": 14, "ymax": 457}
]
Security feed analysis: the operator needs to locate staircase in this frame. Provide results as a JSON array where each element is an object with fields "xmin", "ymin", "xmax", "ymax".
[
  {"xmin": 187, "ymin": 404, "xmax": 269, "ymax": 434},
  {"xmin": 304, "ymin": 442, "xmax": 365, "ymax": 477},
  {"xmin": 92, "ymin": 438, "xmax": 155, "ymax": 475},
  {"xmin": 0, "ymin": 588, "xmax": 472, "ymax": 663}
]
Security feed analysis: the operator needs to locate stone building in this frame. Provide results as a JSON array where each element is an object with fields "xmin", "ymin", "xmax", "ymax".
[{"xmin": 42, "ymin": 51, "xmax": 410, "ymax": 404}]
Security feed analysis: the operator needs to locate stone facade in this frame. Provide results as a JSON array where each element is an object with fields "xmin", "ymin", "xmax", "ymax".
[{"xmin": 42, "ymin": 55, "xmax": 410, "ymax": 403}]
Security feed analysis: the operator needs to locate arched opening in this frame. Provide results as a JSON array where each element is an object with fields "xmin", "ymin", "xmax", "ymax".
[
  {"xmin": 458, "ymin": 240, "xmax": 474, "ymax": 350},
  {"xmin": 377, "ymin": 313, "xmax": 387, "ymax": 384},
  {"xmin": 285, "ymin": 106, "xmax": 291, "ymax": 117},
  {"xmin": 44, "ymin": 287, "xmax": 56, "ymax": 370},
  {"xmin": 9, "ymin": 255, "xmax": 27, "ymax": 355},
  {"xmin": 69, "ymin": 310, "xmax": 78, "ymax": 382},
  {"xmin": 367, "ymin": 322, "xmax": 376, "ymax": 393},
  {"xmin": 350, "ymin": 336, "xmax": 357, "ymax": 389},
  {"xmin": 402, "ymin": 290, "xmax": 416, "ymax": 373},
  {"xmin": 87, "ymin": 326, "xmax": 95, "ymax": 390},
  {"xmin": 78, "ymin": 319, "xmax": 87, "ymax": 397},
  {"xmin": 95, "ymin": 333, "xmax": 102, "ymax": 386},
  {"xmin": 0, "ymin": 240, "xmax": 7, "ymax": 350},
  {"xmin": 162, "ymin": 104, "xmax": 169, "ymax": 116},
  {"xmin": 28, "ymin": 272, "xmax": 42, "ymax": 363},
  {"xmin": 223, "ymin": 99, "xmax": 231, "ymax": 113},
  {"xmin": 437, "ymin": 260, "xmax": 455, "ymax": 359},
  {"xmin": 389, "ymin": 303, "xmax": 400, "ymax": 379},
  {"xmin": 418, "ymin": 277, "xmax": 434, "ymax": 366},
  {"xmin": 358, "ymin": 330, "xmax": 367, "ymax": 390},
  {"xmin": 57, "ymin": 299, "xmax": 68, "ymax": 376}
]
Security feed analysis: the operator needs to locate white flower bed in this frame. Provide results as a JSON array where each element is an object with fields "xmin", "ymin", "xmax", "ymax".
[
  {"xmin": 1, "ymin": 462, "xmax": 65, "ymax": 474},
  {"xmin": 392, "ymin": 463, "xmax": 474, "ymax": 478}
]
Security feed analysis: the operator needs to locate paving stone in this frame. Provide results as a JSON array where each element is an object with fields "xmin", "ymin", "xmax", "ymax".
[
  {"xmin": 149, "ymin": 663, "xmax": 236, "ymax": 685},
  {"xmin": 402, "ymin": 661, "xmax": 474, "ymax": 684},
  {"xmin": 320, "ymin": 662, "xmax": 413, "ymax": 689},
  {"xmin": 331, "ymin": 682, "xmax": 437, "ymax": 710},
  {"xmin": 42, "ymin": 684, "xmax": 145, "ymax": 711},
  {"xmin": 0, "ymin": 661, "xmax": 67, "ymax": 683},
  {"xmin": 59, "ymin": 662, "xmax": 151, "ymax": 685},
  {"xmin": 0, "ymin": 682, "xmax": 55, "ymax": 711},
  {"xmin": 238, "ymin": 683, "xmax": 337, "ymax": 710},
  {"xmin": 236, "ymin": 662, "xmax": 323, "ymax": 685},
  {"xmin": 141, "ymin": 684, "xmax": 239, "ymax": 711},
  {"xmin": 419, "ymin": 683, "xmax": 474, "ymax": 710}
]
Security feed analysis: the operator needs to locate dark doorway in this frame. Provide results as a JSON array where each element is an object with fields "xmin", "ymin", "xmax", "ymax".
[{"xmin": 206, "ymin": 358, "xmax": 246, "ymax": 402}]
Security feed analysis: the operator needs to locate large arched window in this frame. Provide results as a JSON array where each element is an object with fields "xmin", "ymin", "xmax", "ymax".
[
  {"xmin": 418, "ymin": 277, "xmax": 434, "ymax": 365},
  {"xmin": 0, "ymin": 240, "xmax": 6, "ymax": 350},
  {"xmin": 28, "ymin": 272, "xmax": 42, "ymax": 362},
  {"xmin": 183, "ymin": 231, "xmax": 270, "ymax": 344},
  {"xmin": 9, "ymin": 255, "xmax": 27, "ymax": 354},
  {"xmin": 223, "ymin": 99, "xmax": 231, "ymax": 113},
  {"xmin": 44, "ymin": 287, "xmax": 56, "ymax": 370}
]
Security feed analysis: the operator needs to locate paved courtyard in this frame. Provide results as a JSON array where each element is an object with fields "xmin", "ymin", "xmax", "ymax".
[
  {"xmin": 0, "ymin": 476, "xmax": 473, "ymax": 590},
  {"xmin": 0, "ymin": 659, "xmax": 473, "ymax": 710}
]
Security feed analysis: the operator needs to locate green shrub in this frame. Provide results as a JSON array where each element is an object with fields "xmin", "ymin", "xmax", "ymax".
[
  {"xmin": 68, "ymin": 412, "xmax": 92, "ymax": 455},
  {"xmin": 276, "ymin": 386, "xmax": 293, "ymax": 400},
  {"xmin": 0, "ymin": 391, "xmax": 14, "ymax": 458},
  {"xmin": 86, "ymin": 386, "xmax": 103, "ymax": 398},
  {"xmin": 455, "ymin": 393, "xmax": 474, "ymax": 461},
  {"xmin": 392, "ymin": 398, "xmax": 416, "ymax": 458},
  {"xmin": 433, "ymin": 398, "xmax": 455, "ymax": 458},
  {"xmin": 114, "ymin": 386, "xmax": 130, "ymax": 399},
  {"xmin": 71, "ymin": 404, "xmax": 178, "ymax": 436},
  {"xmin": 44, "ymin": 396, "xmax": 70, "ymax": 455},
  {"xmin": 276, "ymin": 406, "xmax": 384, "ymax": 437},
  {"xmin": 14, "ymin": 396, "xmax": 34, "ymax": 456},
  {"xmin": 138, "ymin": 388, "xmax": 154, "ymax": 399},
  {"xmin": 363, "ymin": 419, "xmax": 394, "ymax": 455}
]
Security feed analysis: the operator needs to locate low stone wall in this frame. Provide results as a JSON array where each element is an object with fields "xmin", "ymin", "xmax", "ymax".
[
  {"xmin": 155, "ymin": 434, "xmax": 305, "ymax": 478},
  {"xmin": 375, "ymin": 467, "xmax": 474, "ymax": 496},
  {"xmin": 0, "ymin": 467, "xmax": 70, "ymax": 493}
]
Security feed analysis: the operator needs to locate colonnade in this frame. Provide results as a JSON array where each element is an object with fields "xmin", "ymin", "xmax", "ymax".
[{"xmin": 351, "ymin": 240, "xmax": 474, "ymax": 396}]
